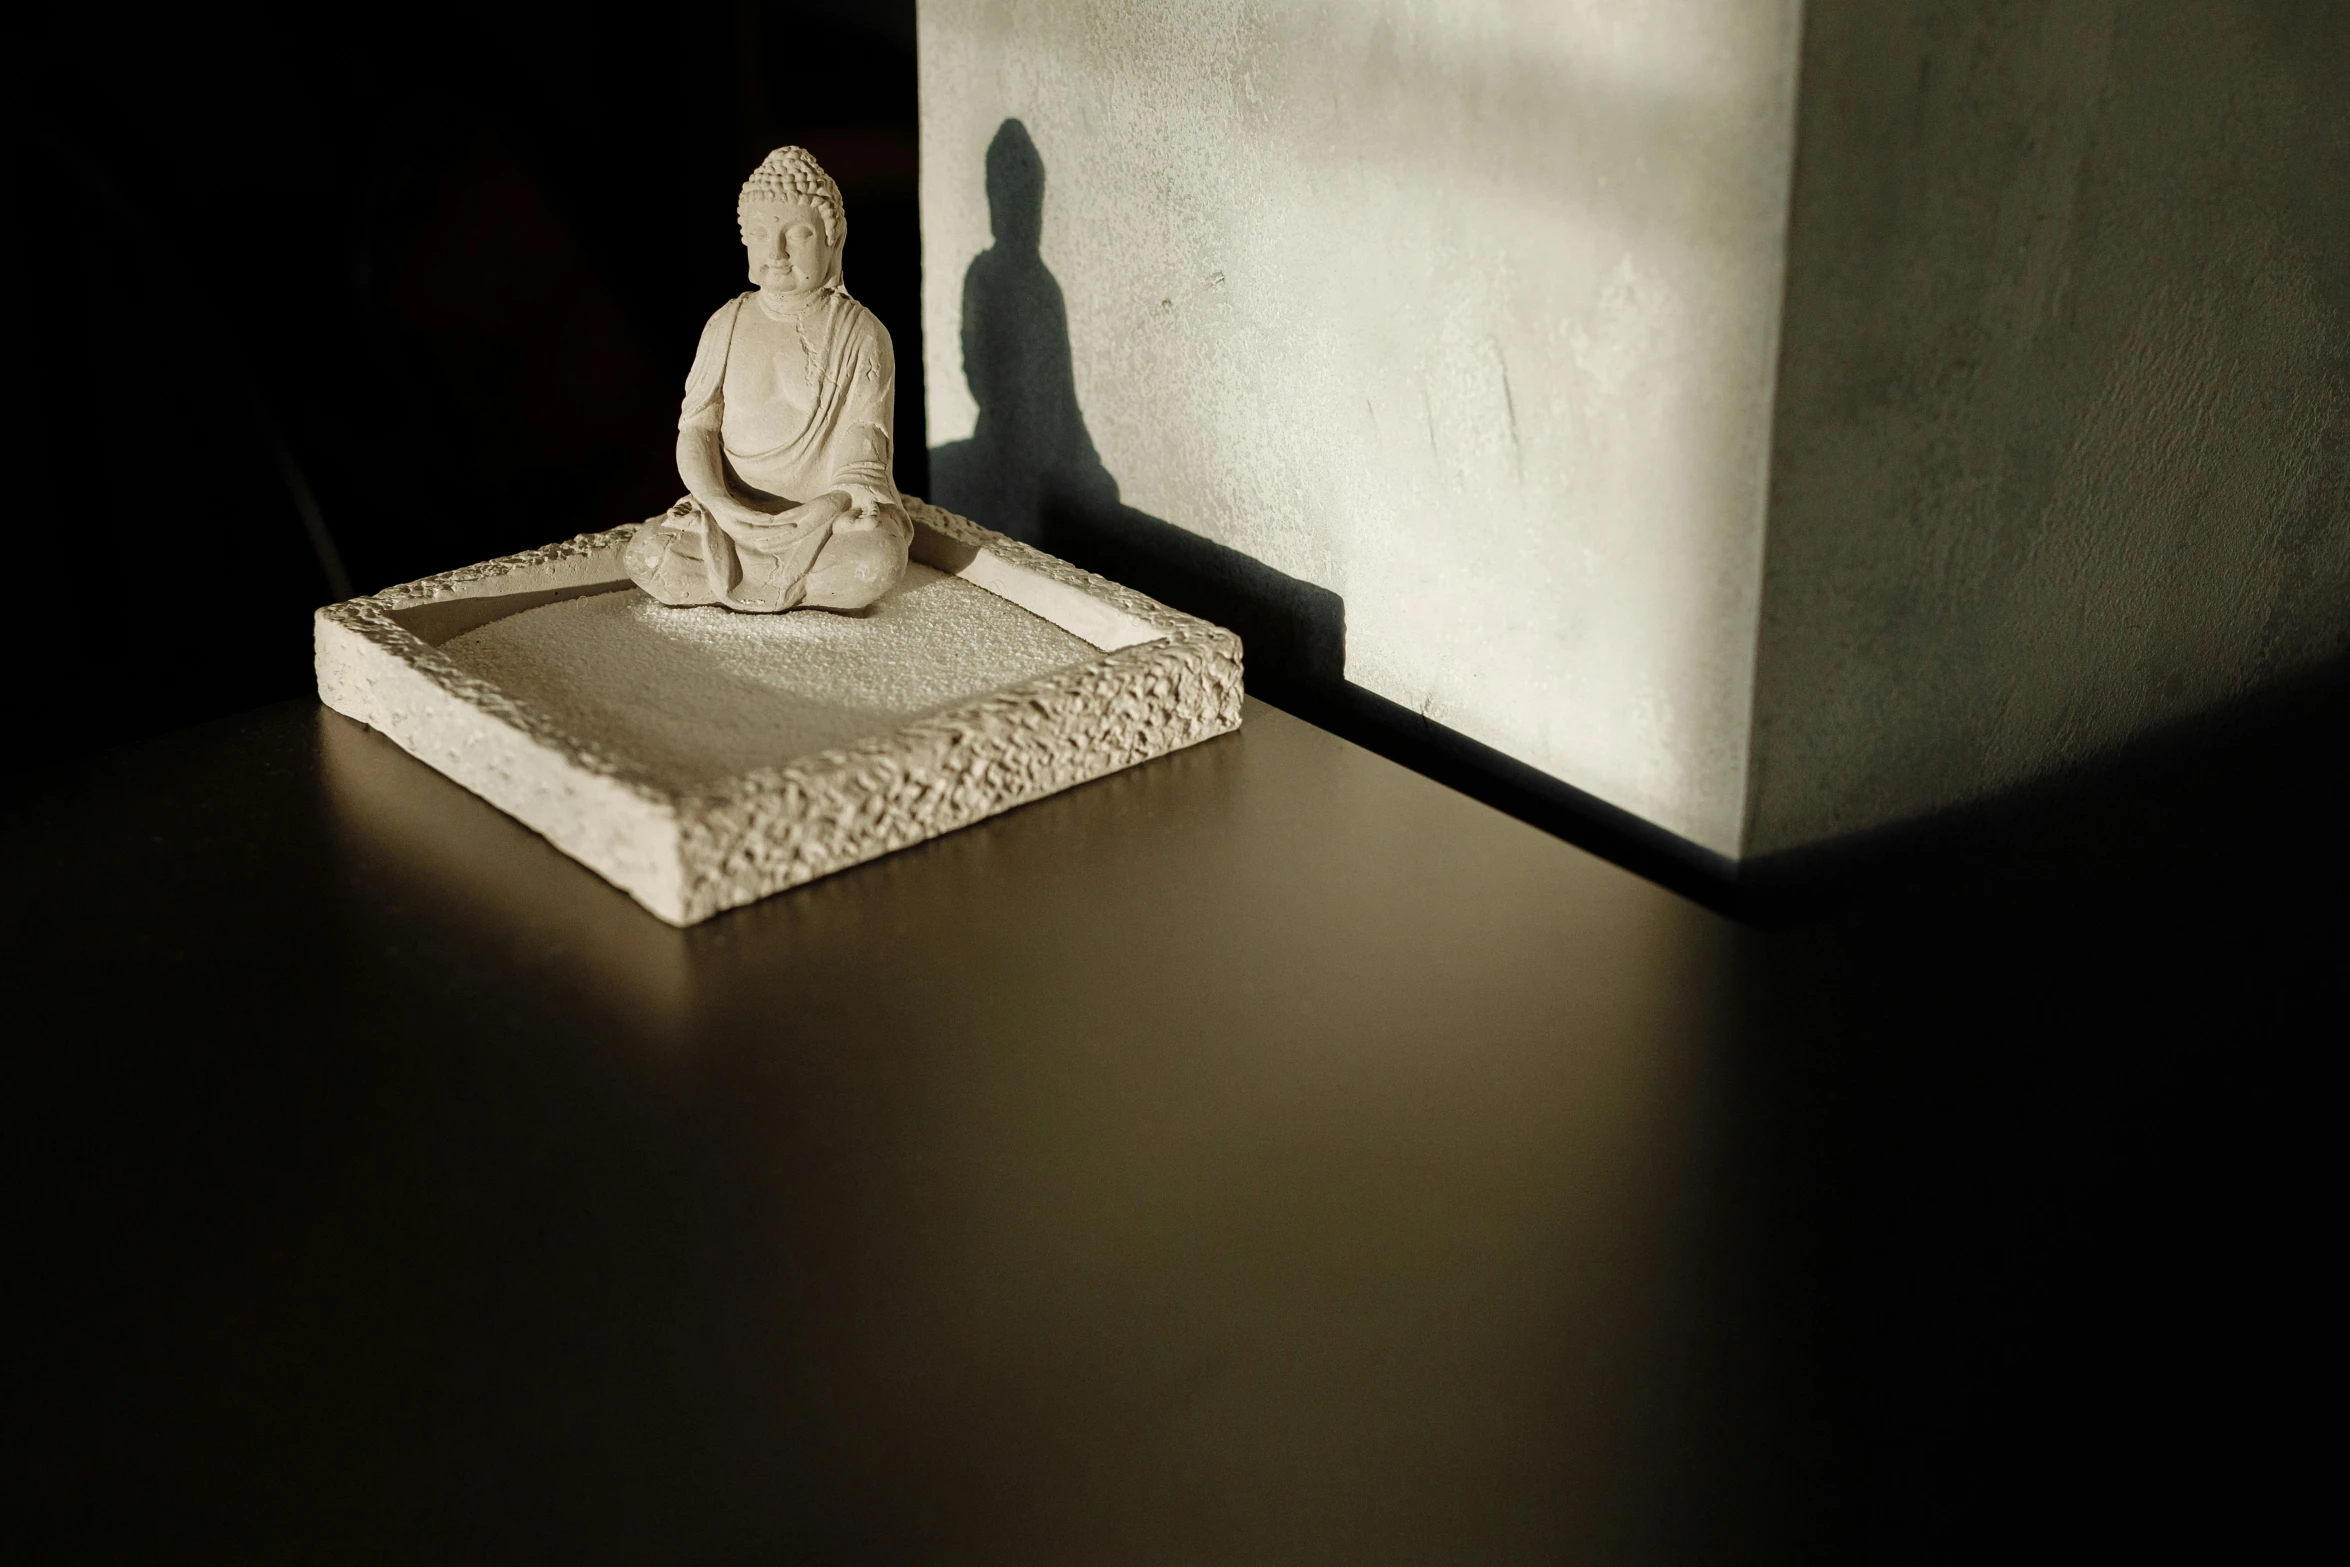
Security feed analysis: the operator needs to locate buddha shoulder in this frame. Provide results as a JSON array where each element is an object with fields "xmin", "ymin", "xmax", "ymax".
[
  {"xmin": 835, "ymin": 298, "xmax": 894, "ymax": 369},
  {"xmin": 699, "ymin": 294, "xmax": 753, "ymax": 344}
]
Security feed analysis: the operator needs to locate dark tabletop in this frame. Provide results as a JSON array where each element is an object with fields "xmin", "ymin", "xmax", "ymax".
[{"xmin": 6, "ymin": 692, "xmax": 2338, "ymax": 1563}]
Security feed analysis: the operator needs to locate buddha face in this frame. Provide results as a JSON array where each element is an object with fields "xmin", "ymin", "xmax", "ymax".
[{"xmin": 741, "ymin": 200, "xmax": 835, "ymax": 297}]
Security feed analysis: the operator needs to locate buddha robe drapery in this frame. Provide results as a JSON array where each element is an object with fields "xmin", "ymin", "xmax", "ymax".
[{"xmin": 625, "ymin": 286, "xmax": 913, "ymax": 613}]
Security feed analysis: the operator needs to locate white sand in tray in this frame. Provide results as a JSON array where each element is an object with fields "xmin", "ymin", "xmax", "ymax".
[{"xmin": 438, "ymin": 563, "xmax": 1101, "ymax": 789}]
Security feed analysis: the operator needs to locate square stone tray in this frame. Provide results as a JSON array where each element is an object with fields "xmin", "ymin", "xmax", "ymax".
[{"xmin": 315, "ymin": 499, "xmax": 1243, "ymax": 924}]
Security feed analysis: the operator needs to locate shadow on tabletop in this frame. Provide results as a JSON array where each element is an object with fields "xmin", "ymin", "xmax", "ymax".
[
  {"xmin": 316, "ymin": 711, "xmax": 697, "ymax": 1038},
  {"xmin": 1303, "ymin": 648, "xmax": 2350, "ymax": 929},
  {"xmin": 929, "ymin": 118, "xmax": 2350, "ymax": 927}
]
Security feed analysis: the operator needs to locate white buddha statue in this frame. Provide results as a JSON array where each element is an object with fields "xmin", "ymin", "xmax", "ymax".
[{"xmin": 624, "ymin": 146, "xmax": 913, "ymax": 613}]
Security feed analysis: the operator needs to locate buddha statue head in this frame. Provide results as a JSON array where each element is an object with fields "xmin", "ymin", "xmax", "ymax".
[{"xmin": 738, "ymin": 146, "xmax": 846, "ymax": 304}]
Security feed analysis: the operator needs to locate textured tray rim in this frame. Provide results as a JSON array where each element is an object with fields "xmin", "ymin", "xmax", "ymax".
[{"xmin": 315, "ymin": 499, "xmax": 1244, "ymax": 923}]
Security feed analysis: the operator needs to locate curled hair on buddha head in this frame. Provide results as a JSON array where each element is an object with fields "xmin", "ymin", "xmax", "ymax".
[{"xmin": 738, "ymin": 145, "xmax": 845, "ymax": 246}]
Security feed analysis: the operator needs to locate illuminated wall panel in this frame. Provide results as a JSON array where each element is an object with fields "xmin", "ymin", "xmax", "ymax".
[{"xmin": 919, "ymin": 1, "xmax": 2350, "ymax": 860}]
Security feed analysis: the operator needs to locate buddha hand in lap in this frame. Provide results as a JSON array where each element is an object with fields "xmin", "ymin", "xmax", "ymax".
[{"xmin": 624, "ymin": 146, "xmax": 913, "ymax": 614}]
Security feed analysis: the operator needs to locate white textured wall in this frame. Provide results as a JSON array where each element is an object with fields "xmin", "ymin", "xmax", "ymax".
[
  {"xmin": 919, "ymin": 0, "xmax": 1803, "ymax": 855},
  {"xmin": 1746, "ymin": 2, "xmax": 2350, "ymax": 856}
]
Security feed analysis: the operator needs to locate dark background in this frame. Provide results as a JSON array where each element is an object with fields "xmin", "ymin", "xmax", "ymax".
[{"xmin": 13, "ymin": 0, "xmax": 922, "ymax": 758}]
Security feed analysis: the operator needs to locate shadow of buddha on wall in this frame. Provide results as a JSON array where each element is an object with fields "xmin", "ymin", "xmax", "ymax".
[{"xmin": 930, "ymin": 119, "xmax": 1344, "ymax": 692}]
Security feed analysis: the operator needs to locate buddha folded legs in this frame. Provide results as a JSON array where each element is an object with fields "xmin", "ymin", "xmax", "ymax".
[
  {"xmin": 627, "ymin": 494, "xmax": 911, "ymax": 613},
  {"xmin": 625, "ymin": 145, "xmax": 913, "ymax": 615},
  {"xmin": 628, "ymin": 482, "xmax": 912, "ymax": 613}
]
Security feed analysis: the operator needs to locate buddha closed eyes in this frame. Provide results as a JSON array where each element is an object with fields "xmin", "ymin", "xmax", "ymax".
[{"xmin": 624, "ymin": 146, "xmax": 913, "ymax": 614}]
